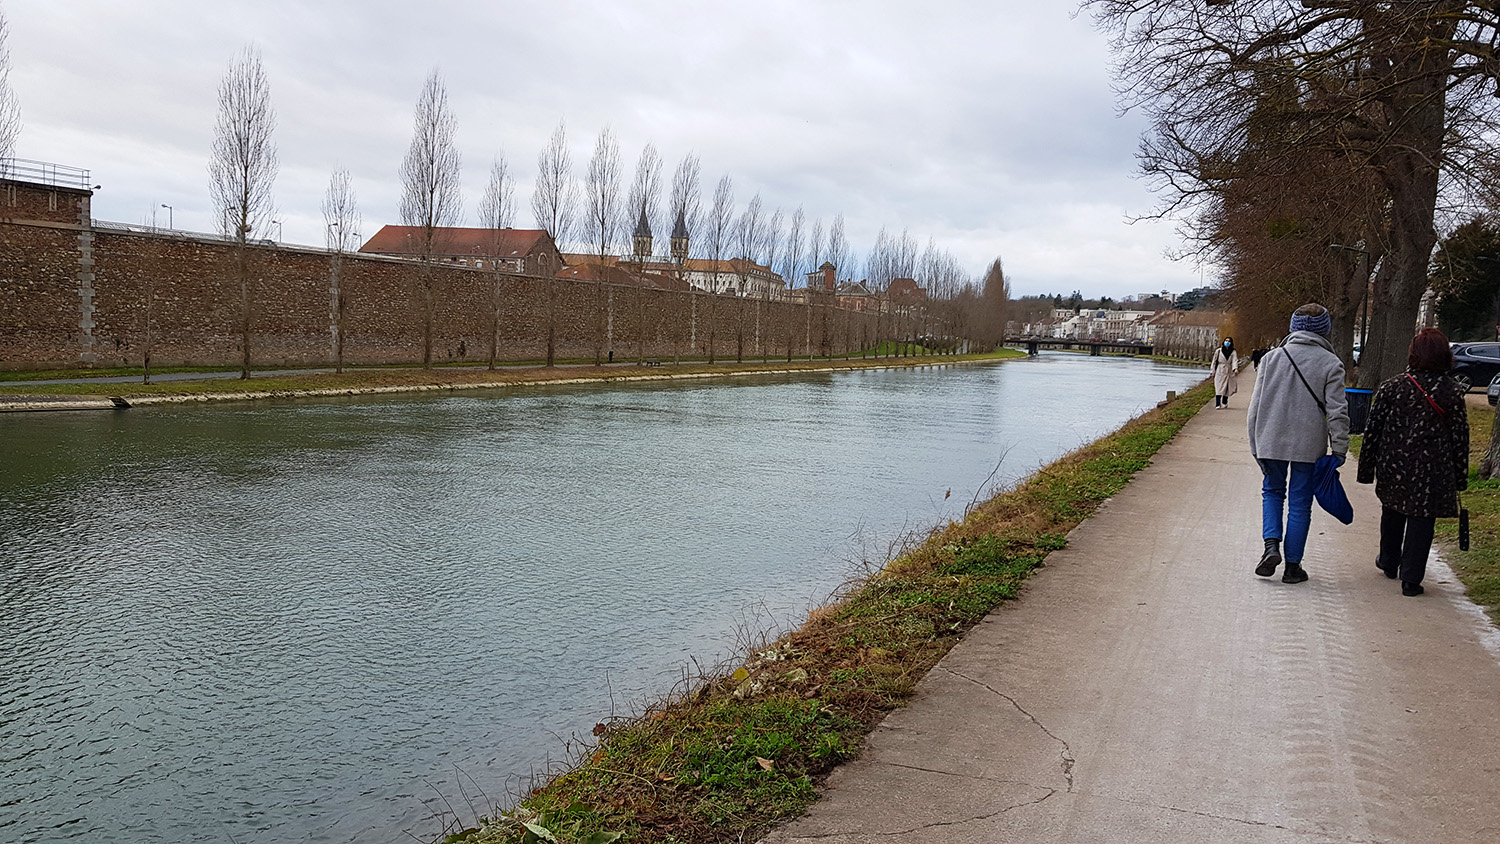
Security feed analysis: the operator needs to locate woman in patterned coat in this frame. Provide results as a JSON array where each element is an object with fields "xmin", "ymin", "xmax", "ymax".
[{"xmin": 1356, "ymin": 328, "xmax": 1469, "ymax": 596}]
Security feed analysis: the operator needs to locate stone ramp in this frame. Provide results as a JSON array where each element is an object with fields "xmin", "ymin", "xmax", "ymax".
[{"xmin": 764, "ymin": 369, "xmax": 1500, "ymax": 843}]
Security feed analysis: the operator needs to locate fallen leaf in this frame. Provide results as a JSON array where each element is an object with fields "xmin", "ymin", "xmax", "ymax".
[{"xmin": 756, "ymin": 757, "xmax": 774, "ymax": 771}]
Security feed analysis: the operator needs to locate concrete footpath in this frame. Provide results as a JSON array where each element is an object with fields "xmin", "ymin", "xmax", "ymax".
[{"xmin": 765, "ymin": 369, "xmax": 1500, "ymax": 843}]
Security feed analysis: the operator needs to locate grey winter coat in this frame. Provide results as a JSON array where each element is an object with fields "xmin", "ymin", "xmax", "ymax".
[{"xmin": 1247, "ymin": 331, "xmax": 1350, "ymax": 463}]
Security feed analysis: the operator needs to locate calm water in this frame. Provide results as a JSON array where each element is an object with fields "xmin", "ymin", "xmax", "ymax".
[{"xmin": 0, "ymin": 354, "xmax": 1205, "ymax": 844}]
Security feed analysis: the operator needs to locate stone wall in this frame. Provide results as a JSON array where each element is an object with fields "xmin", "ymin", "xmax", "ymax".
[{"xmin": 1, "ymin": 180, "xmax": 922, "ymax": 371}]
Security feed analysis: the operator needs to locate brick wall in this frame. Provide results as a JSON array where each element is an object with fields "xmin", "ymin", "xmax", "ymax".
[{"xmin": 1, "ymin": 180, "xmax": 917, "ymax": 371}]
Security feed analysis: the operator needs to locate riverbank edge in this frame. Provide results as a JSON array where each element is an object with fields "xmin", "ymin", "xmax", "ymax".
[
  {"xmin": 0, "ymin": 352, "xmax": 1025, "ymax": 411},
  {"xmin": 440, "ymin": 378, "xmax": 1215, "ymax": 844}
]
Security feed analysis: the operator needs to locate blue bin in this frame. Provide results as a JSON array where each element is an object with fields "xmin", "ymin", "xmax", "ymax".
[{"xmin": 1346, "ymin": 388, "xmax": 1374, "ymax": 435}]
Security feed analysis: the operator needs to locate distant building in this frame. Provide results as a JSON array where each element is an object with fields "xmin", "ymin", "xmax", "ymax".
[
  {"xmin": 359, "ymin": 226, "xmax": 563, "ymax": 276},
  {"xmin": 1148, "ymin": 309, "xmax": 1226, "ymax": 361},
  {"xmin": 887, "ymin": 277, "xmax": 928, "ymax": 302}
]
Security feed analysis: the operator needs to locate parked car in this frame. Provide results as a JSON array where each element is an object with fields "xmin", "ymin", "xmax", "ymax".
[
  {"xmin": 1489, "ymin": 373, "xmax": 1500, "ymax": 406},
  {"xmin": 1450, "ymin": 342, "xmax": 1500, "ymax": 392}
]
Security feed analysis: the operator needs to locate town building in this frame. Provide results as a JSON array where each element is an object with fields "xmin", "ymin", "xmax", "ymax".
[
  {"xmin": 1148, "ymin": 309, "xmax": 1227, "ymax": 361},
  {"xmin": 359, "ymin": 226, "xmax": 564, "ymax": 276}
]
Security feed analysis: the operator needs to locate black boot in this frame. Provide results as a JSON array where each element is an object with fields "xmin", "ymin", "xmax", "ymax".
[
  {"xmin": 1282, "ymin": 562, "xmax": 1309, "ymax": 584},
  {"xmin": 1256, "ymin": 539, "xmax": 1281, "ymax": 577}
]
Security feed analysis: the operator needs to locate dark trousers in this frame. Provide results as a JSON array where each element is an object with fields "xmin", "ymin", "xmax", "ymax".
[{"xmin": 1379, "ymin": 507, "xmax": 1436, "ymax": 585}]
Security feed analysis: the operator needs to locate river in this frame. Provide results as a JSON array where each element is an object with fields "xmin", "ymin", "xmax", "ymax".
[{"xmin": 0, "ymin": 353, "xmax": 1206, "ymax": 844}]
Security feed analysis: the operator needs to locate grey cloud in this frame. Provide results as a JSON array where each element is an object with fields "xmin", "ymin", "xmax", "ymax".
[{"xmin": 7, "ymin": 0, "xmax": 1199, "ymax": 297}]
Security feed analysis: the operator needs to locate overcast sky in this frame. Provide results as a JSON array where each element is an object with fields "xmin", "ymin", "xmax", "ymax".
[{"xmin": 6, "ymin": 0, "xmax": 1205, "ymax": 299}]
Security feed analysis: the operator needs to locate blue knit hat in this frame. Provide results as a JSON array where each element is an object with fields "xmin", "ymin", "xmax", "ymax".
[{"xmin": 1289, "ymin": 304, "xmax": 1332, "ymax": 337}]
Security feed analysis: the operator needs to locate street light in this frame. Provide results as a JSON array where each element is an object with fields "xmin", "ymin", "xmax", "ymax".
[
  {"xmin": 270, "ymin": 219, "xmax": 282, "ymax": 242},
  {"xmin": 160, "ymin": 204, "xmax": 173, "ymax": 230}
]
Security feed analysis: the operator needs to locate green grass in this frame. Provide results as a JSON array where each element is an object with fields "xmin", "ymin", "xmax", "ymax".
[
  {"xmin": 444, "ymin": 379, "xmax": 1214, "ymax": 844},
  {"xmin": 0, "ymin": 350, "xmax": 1024, "ymax": 401},
  {"xmin": 1437, "ymin": 402, "xmax": 1500, "ymax": 623}
]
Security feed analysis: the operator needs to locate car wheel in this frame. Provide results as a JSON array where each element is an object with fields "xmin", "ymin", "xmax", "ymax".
[{"xmin": 1454, "ymin": 373, "xmax": 1473, "ymax": 392}]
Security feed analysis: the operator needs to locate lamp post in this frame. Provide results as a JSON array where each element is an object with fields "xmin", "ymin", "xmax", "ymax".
[
  {"xmin": 270, "ymin": 219, "xmax": 282, "ymax": 243},
  {"xmin": 160, "ymin": 204, "xmax": 173, "ymax": 230}
]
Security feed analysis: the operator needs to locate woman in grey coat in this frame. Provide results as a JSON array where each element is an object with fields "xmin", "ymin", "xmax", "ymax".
[{"xmin": 1246, "ymin": 304, "xmax": 1351, "ymax": 583}]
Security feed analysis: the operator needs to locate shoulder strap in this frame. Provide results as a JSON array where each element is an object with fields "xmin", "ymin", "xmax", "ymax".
[
  {"xmin": 1405, "ymin": 373, "xmax": 1446, "ymax": 416},
  {"xmin": 1283, "ymin": 349, "xmax": 1325, "ymax": 414}
]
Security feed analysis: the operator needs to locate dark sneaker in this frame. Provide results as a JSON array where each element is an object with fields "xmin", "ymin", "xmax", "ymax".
[
  {"xmin": 1255, "ymin": 546, "xmax": 1281, "ymax": 577},
  {"xmin": 1282, "ymin": 563, "xmax": 1309, "ymax": 584},
  {"xmin": 1401, "ymin": 582, "xmax": 1424, "ymax": 597}
]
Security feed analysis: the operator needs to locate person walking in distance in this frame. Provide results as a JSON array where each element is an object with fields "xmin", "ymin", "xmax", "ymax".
[
  {"xmin": 1212, "ymin": 337, "xmax": 1239, "ymax": 408},
  {"xmin": 1246, "ymin": 304, "xmax": 1351, "ymax": 583},
  {"xmin": 1356, "ymin": 328, "xmax": 1469, "ymax": 597}
]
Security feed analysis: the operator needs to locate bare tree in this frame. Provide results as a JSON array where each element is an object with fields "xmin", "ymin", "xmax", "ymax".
[
  {"xmin": 759, "ymin": 207, "xmax": 783, "ymax": 360},
  {"xmin": 208, "ymin": 45, "xmax": 278, "ymax": 380},
  {"xmin": 827, "ymin": 214, "xmax": 849, "ymax": 282},
  {"xmin": 400, "ymin": 69, "xmax": 462, "ymax": 369},
  {"xmin": 626, "ymin": 143, "xmax": 663, "ymax": 363},
  {"xmin": 322, "ymin": 167, "xmax": 360, "ymax": 374},
  {"xmin": 705, "ymin": 175, "xmax": 735, "ymax": 364},
  {"xmin": 0, "ymin": 5, "xmax": 19, "ymax": 161},
  {"xmin": 669, "ymin": 153, "xmax": 702, "ymax": 360},
  {"xmin": 782, "ymin": 207, "xmax": 805, "ymax": 361},
  {"xmin": 478, "ymin": 154, "xmax": 515, "ymax": 370},
  {"xmin": 531, "ymin": 120, "xmax": 575, "ymax": 366},
  {"xmin": 582, "ymin": 127, "xmax": 622, "ymax": 364},
  {"xmin": 733, "ymin": 193, "xmax": 764, "ymax": 361},
  {"xmin": 1086, "ymin": 1, "xmax": 1500, "ymax": 386},
  {"xmin": 806, "ymin": 218, "xmax": 825, "ymax": 358}
]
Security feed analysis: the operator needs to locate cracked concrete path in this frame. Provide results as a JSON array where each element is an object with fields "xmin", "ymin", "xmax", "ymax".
[{"xmin": 763, "ymin": 369, "xmax": 1500, "ymax": 843}]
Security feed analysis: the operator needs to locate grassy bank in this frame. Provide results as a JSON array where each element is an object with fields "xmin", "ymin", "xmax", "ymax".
[
  {"xmin": 443, "ymin": 379, "xmax": 1214, "ymax": 844},
  {"xmin": 0, "ymin": 350, "xmax": 1024, "ymax": 402},
  {"xmin": 1438, "ymin": 402, "xmax": 1500, "ymax": 622},
  {"xmin": 1349, "ymin": 400, "xmax": 1500, "ymax": 623}
]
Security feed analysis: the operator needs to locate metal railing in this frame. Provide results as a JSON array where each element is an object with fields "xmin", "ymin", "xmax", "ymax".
[{"xmin": 0, "ymin": 158, "xmax": 93, "ymax": 190}]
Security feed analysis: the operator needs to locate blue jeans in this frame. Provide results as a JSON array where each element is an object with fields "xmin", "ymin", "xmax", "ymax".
[{"xmin": 1259, "ymin": 459, "xmax": 1316, "ymax": 564}]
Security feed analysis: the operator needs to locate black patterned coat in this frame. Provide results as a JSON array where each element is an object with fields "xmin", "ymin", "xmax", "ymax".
[{"xmin": 1355, "ymin": 370, "xmax": 1469, "ymax": 518}]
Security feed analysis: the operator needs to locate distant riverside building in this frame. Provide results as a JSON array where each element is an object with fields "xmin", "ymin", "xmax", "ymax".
[
  {"xmin": 359, "ymin": 226, "xmax": 564, "ymax": 276},
  {"xmin": 1020, "ymin": 308, "xmax": 1158, "ymax": 342},
  {"xmin": 1148, "ymin": 309, "xmax": 1226, "ymax": 361},
  {"xmin": 559, "ymin": 253, "xmax": 786, "ymax": 298}
]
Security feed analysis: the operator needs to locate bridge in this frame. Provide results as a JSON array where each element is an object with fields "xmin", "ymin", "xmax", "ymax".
[{"xmin": 1004, "ymin": 336, "xmax": 1154, "ymax": 357}]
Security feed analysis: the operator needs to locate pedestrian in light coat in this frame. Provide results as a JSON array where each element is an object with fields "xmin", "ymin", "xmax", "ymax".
[
  {"xmin": 1212, "ymin": 337, "xmax": 1239, "ymax": 408},
  {"xmin": 1246, "ymin": 303, "xmax": 1350, "ymax": 584},
  {"xmin": 1356, "ymin": 328, "xmax": 1469, "ymax": 597}
]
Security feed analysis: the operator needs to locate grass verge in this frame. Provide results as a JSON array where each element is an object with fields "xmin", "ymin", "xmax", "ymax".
[
  {"xmin": 0, "ymin": 350, "xmax": 1023, "ymax": 401},
  {"xmin": 0, "ymin": 350, "xmax": 1020, "ymax": 401},
  {"xmin": 1436, "ymin": 401, "xmax": 1500, "ymax": 623},
  {"xmin": 443, "ymin": 379, "xmax": 1214, "ymax": 844}
]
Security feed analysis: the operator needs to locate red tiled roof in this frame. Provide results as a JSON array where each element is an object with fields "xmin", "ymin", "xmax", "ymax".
[{"xmin": 360, "ymin": 225, "xmax": 552, "ymax": 258}]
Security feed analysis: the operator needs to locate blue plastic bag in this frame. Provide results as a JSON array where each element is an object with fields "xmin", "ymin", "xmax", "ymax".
[{"xmin": 1314, "ymin": 454, "xmax": 1354, "ymax": 525}]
